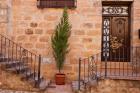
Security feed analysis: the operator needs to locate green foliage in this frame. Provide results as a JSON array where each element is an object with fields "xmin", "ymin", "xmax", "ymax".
[{"xmin": 51, "ymin": 8, "xmax": 71, "ymax": 73}]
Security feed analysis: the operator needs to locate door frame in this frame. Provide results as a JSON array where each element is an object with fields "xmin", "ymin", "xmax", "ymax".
[{"xmin": 101, "ymin": 1, "xmax": 132, "ymax": 62}]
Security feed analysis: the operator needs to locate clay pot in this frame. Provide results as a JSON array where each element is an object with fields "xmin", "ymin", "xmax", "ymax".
[{"xmin": 55, "ymin": 73, "xmax": 65, "ymax": 85}]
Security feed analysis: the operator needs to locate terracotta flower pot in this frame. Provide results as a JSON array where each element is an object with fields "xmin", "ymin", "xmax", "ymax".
[{"xmin": 55, "ymin": 73, "xmax": 65, "ymax": 85}]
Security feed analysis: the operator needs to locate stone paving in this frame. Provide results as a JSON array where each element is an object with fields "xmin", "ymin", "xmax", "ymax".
[
  {"xmin": 0, "ymin": 84, "xmax": 73, "ymax": 93},
  {"xmin": 90, "ymin": 79, "xmax": 140, "ymax": 93},
  {"xmin": 0, "ymin": 89, "xmax": 38, "ymax": 93},
  {"xmin": 0, "ymin": 79, "xmax": 140, "ymax": 93},
  {"xmin": 0, "ymin": 70, "xmax": 38, "ymax": 91},
  {"xmin": 46, "ymin": 84, "xmax": 73, "ymax": 93}
]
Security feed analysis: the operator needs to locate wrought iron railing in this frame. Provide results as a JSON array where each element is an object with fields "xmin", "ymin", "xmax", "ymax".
[
  {"xmin": 102, "ymin": 46, "xmax": 140, "ymax": 79},
  {"xmin": 77, "ymin": 46, "xmax": 140, "ymax": 91},
  {"xmin": 78, "ymin": 53, "xmax": 102, "ymax": 91},
  {"xmin": 0, "ymin": 34, "xmax": 42, "ymax": 86}
]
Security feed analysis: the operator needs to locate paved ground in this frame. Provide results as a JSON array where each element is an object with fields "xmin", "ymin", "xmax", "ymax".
[
  {"xmin": 0, "ymin": 79, "xmax": 140, "ymax": 93},
  {"xmin": 0, "ymin": 89, "xmax": 38, "ymax": 93},
  {"xmin": 0, "ymin": 84, "xmax": 73, "ymax": 93},
  {"xmin": 90, "ymin": 79, "xmax": 140, "ymax": 93},
  {"xmin": 0, "ymin": 70, "xmax": 39, "ymax": 91},
  {"xmin": 46, "ymin": 84, "xmax": 73, "ymax": 93}
]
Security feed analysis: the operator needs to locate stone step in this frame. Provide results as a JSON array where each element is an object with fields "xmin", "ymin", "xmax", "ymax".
[
  {"xmin": 83, "ymin": 78, "xmax": 98, "ymax": 86},
  {"xmin": 82, "ymin": 73, "xmax": 104, "ymax": 83},
  {"xmin": 39, "ymin": 79, "xmax": 51, "ymax": 90},
  {"xmin": 71, "ymin": 80, "xmax": 85, "ymax": 92},
  {"xmin": 5, "ymin": 61, "xmax": 24, "ymax": 68},
  {"xmin": 31, "ymin": 77, "xmax": 51, "ymax": 91},
  {"xmin": 0, "ymin": 57, "xmax": 12, "ymax": 62},
  {"xmin": 20, "ymin": 71, "xmax": 37, "ymax": 80},
  {"xmin": 0, "ymin": 60, "xmax": 20, "ymax": 65},
  {"xmin": 28, "ymin": 75, "xmax": 43, "ymax": 83},
  {"xmin": 6, "ymin": 65, "xmax": 29, "ymax": 73},
  {"xmin": 28, "ymin": 74, "xmax": 44, "ymax": 87},
  {"xmin": 17, "ymin": 67, "xmax": 30, "ymax": 74}
]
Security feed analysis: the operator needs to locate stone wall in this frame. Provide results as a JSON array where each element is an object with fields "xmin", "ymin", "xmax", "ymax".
[
  {"xmin": 12, "ymin": 0, "xmax": 102, "ymax": 80},
  {"xmin": 133, "ymin": 0, "xmax": 140, "ymax": 46},
  {"xmin": 1, "ymin": 0, "xmax": 140, "ymax": 81},
  {"xmin": 0, "ymin": 0, "xmax": 8, "ymax": 34}
]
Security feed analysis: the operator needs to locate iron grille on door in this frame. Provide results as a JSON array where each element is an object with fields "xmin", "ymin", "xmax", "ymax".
[
  {"xmin": 101, "ymin": 5, "xmax": 130, "ymax": 62},
  {"xmin": 102, "ymin": 6, "xmax": 129, "ymax": 16},
  {"xmin": 102, "ymin": 17, "xmax": 110, "ymax": 61}
]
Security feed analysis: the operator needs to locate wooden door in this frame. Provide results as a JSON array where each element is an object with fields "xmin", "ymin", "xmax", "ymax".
[
  {"xmin": 110, "ymin": 17, "xmax": 130, "ymax": 61},
  {"xmin": 102, "ymin": 17, "xmax": 130, "ymax": 62}
]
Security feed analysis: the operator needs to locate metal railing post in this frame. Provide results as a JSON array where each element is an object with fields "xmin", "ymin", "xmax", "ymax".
[
  {"xmin": 38, "ymin": 55, "xmax": 41, "ymax": 83},
  {"xmin": 105, "ymin": 55, "xmax": 107, "ymax": 77},
  {"xmin": 78, "ymin": 58, "xmax": 81, "ymax": 91},
  {"xmin": 104, "ymin": 42, "xmax": 108, "ymax": 78}
]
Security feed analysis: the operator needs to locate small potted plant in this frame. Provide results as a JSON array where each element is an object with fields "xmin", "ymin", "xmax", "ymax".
[{"xmin": 51, "ymin": 8, "xmax": 71, "ymax": 85}]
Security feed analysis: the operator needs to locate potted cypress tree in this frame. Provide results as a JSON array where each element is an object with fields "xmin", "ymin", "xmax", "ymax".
[{"xmin": 51, "ymin": 8, "xmax": 71, "ymax": 85}]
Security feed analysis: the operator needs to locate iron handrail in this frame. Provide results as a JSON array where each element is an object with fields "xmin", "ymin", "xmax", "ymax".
[
  {"xmin": 0, "ymin": 34, "xmax": 41, "ymax": 85},
  {"xmin": 78, "ymin": 53, "xmax": 101, "ymax": 91},
  {"xmin": 78, "ymin": 46, "xmax": 140, "ymax": 91}
]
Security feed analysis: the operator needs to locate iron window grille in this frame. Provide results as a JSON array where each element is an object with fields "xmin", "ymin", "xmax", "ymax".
[{"xmin": 37, "ymin": 0, "xmax": 77, "ymax": 9}]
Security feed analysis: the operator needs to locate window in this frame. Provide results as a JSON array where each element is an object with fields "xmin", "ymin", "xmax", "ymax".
[{"xmin": 37, "ymin": 0, "xmax": 76, "ymax": 9}]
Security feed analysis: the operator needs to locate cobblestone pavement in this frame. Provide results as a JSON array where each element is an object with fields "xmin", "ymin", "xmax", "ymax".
[
  {"xmin": 90, "ymin": 79, "xmax": 140, "ymax": 93},
  {"xmin": 46, "ymin": 84, "xmax": 73, "ymax": 93},
  {"xmin": 0, "ymin": 84, "xmax": 73, "ymax": 93},
  {"xmin": 0, "ymin": 89, "xmax": 38, "ymax": 93},
  {"xmin": 0, "ymin": 80, "xmax": 140, "ymax": 93}
]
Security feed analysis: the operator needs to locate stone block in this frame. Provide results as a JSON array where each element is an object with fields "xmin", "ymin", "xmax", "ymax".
[
  {"xmin": 24, "ymin": 43, "xmax": 33, "ymax": 48},
  {"xmin": 74, "ymin": 30, "xmax": 85, "ymax": 35},
  {"xmin": 17, "ymin": 35, "xmax": 26, "ymax": 41},
  {"xmin": 44, "ymin": 15, "xmax": 58, "ymax": 21},
  {"xmin": 46, "ymin": 29, "xmax": 54, "ymax": 34},
  {"xmin": 36, "ymin": 43, "xmax": 46, "ymax": 49},
  {"xmin": 82, "ymin": 37, "xmax": 92, "ymax": 43},
  {"xmin": 83, "ymin": 23, "xmax": 93, "ymax": 28},
  {"xmin": 30, "ymin": 22, "xmax": 38, "ymax": 28},
  {"xmin": 25, "ymin": 29, "xmax": 33, "ymax": 35},
  {"xmin": 35, "ymin": 29, "xmax": 43, "ymax": 34},
  {"xmin": 18, "ymin": 21, "xmax": 28, "ymax": 27},
  {"xmin": 23, "ymin": 16, "xmax": 32, "ymax": 20},
  {"xmin": 29, "ymin": 35, "xmax": 38, "ymax": 42},
  {"xmin": 64, "ymin": 65, "xmax": 72, "ymax": 71},
  {"xmin": 86, "ymin": 30, "xmax": 101, "ymax": 36},
  {"xmin": 70, "ymin": 57, "xmax": 78, "ymax": 64},
  {"xmin": 39, "ymin": 36, "xmax": 49, "ymax": 42}
]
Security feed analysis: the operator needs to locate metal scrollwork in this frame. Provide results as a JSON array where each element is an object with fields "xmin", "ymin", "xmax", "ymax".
[
  {"xmin": 89, "ymin": 56, "xmax": 97, "ymax": 79},
  {"xmin": 21, "ymin": 49, "xmax": 28, "ymax": 63},
  {"xmin": 110, "ymin": 35, "xmax": 124, "ymax": 53},
  {"xmin": 103, "ymin": 6, "xmax": 128, "ymax": 15},
  {"xmin": 22, "ymin": 49, "xmax": 27, "ymax": 57},
  {"xmin": 102, "ymin": 18, "xmax": 110, "ymax": 57}
]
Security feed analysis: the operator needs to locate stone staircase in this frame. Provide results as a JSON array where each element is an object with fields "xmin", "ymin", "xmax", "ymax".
[{"xmin": 0, "ymin": 34, "xmax": 51, "ymax": 91}]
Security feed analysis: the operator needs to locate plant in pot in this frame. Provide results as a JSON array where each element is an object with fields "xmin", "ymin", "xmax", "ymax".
[{"xmin": 51, "ymin": 8, "xmax": 71, "ymax": 85}]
